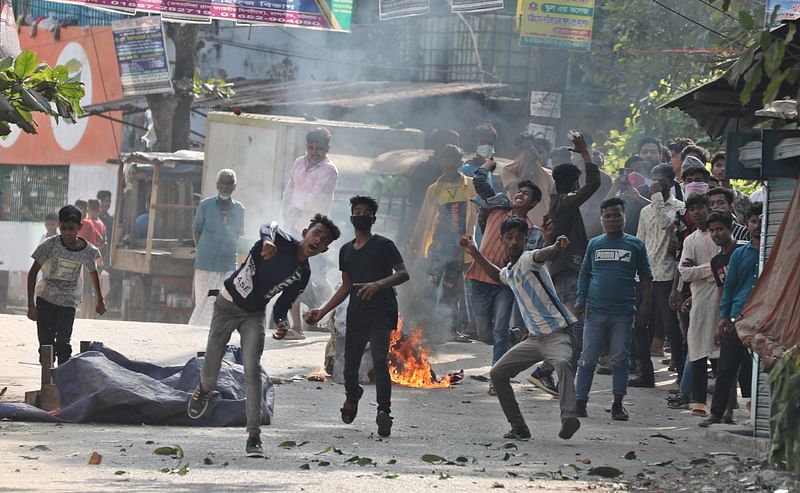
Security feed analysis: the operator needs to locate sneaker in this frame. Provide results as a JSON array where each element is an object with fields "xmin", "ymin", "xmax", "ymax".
[
  {"xmin": 558, "ymin": 416, "xmax": 581, "ymax": 440},
  {"xmin": 628, "ymin": 377, "xmax": 655, "ymax": 388},
  {"xmin": 699, "ymin": 415, "xmax": 722, "ymax": 428},
  {"xmin": 245, "ymin": 433, "xmax": 264, "ymax": 458},
  {"xmin": 611, "ymin": 403, "xmax": 629, "ymax": 421},
  {"xmin": 722, "ymin": 412, "xmax": 737, "ymax": 425},
  {"xmin": 376, "ymin": 411, "xmax": 393, "ymax": 437},
  {"xmin": 596, "ymin": 365, "xmax": 612, "ymax": 375},
  {"xmin": 576, "ymin": 399, "xmax": 588, "ymax": 418},
  {"xmin": 503, "ymin": 427, "xmax": 531, "ymax": 440},
  {"xmin": 187, "ymin": 385, "xmax": 212, "ymax": 419},
  {"xmin": 667, "ymin": 393, "xmax": 689, "ymax": 409},
  {"xmin": 488, "ymin": 384, "xmax": 497, "ymax": 396},
  {"xmin": 527, "ymin": 369, "xmax": 559, "ymax": 397}
]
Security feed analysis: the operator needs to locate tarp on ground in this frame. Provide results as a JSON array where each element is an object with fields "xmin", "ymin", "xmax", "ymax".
[
  {"xmin": 0, "ymin": 343, "xmax": 274, "ymax": 426},
  {"xmin": 737, "ymin": 180, "xmax": 800, "ymax": 370}
]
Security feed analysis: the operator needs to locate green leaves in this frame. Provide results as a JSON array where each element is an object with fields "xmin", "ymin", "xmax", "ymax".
[
  {"xmin": 13, "ymin": 51, "xmax": 36, "ymax": 79},
  {"xmin": 738, "ymin": 10, "xmax": 755, "ymax": 31},
  {"xmin": 1, "ymin": 50, "xmax": 85, "ymax": 137},
  {"xmin": 587, "ymin": 466, "xmax": 623, "ymax": 478}
]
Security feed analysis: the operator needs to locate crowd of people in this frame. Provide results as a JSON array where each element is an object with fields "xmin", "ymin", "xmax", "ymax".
[{"xmin": 25, "ymin": 124, "xmax": 766, "ymax": 459}]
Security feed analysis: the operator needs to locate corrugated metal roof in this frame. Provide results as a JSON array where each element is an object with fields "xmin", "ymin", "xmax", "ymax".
[{"xmin": 84, "ymin": 80, "xmax": 506, "ymax": 116}]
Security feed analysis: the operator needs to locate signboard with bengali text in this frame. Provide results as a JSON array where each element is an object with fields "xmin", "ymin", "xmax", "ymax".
[
  {"xmin": 112, "ymin": 17, "xmax": 172, "ymax": 97},
  {"xmin": 520, "ymin": 0, "xmax": 594, "ymax": 51},
  {"xmin": 43, "ymin": 0, "xmax": 354, "ymax": 31}
]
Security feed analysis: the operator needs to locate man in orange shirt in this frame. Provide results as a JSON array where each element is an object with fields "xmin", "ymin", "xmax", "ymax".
[{"xmin": 470, "ymin": 157, "xmax": 544, "ymax": 394}]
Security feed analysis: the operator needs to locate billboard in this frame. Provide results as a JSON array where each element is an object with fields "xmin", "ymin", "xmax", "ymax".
[
  {"xmin": 112, "ymin": 17, "xmax": 172, "ymax": 97},
  {"xmin": 520, "ymin": 0, "xmax": 595, "ymax": 51}
]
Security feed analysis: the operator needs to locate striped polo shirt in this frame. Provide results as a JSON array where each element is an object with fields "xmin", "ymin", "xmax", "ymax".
[{"xmin": 499, "ymin": 250, "xmax": 577, "ymax": 336}]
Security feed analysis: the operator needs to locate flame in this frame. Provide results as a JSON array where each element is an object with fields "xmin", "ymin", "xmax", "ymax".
[{"xmin": 389, "ymin": 318, "xmax": 450, "ymax": 389}]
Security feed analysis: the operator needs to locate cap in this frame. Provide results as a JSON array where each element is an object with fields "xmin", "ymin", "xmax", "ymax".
[{"xmin": 681, "ymin": 155, "xmax": 711, "ymax": 180}]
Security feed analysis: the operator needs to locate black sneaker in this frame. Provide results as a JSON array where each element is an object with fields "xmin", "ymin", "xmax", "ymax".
[
  {"xmin": 699, "ymin": 415, "xmax": 722, "ymax": 428},
  {"xmin": 503, "ymin": 427, "xmax": 531, "ymax": 440},
  {"xmin": 376, "ymin": 411, "xmax": 393, "ymax": 437},
  {"xmin": 628, "ymin": 377, "xmax": 655, "ymax": 388},
  {"xmin": 667, "ymin": 393, "xmax": 690, "ymax": 409},
  {"xmin": 576, "ymin": 399, "xmax": 588, "ymax": 418},
  {"xmin": 527, "ymin": 369, "xmax": 559, "ymax": 397},
  {"xmin": 245, "ymin": 434, "xmax": 264, "ymax": 458},
  {"xmin": 558, "ymin": 416, "xmax": 581, "ymax": 440},
  {"xmin": 187, "ymin": 385, "xmax": 212, "ymax": 419},
  {"xmin": 611, "ymin": 404, "xmax": 629, "ymax": 421}
]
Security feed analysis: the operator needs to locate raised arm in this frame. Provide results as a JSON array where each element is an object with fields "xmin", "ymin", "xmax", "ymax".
[{"xmin": 460, "ymin": 235, "xmax": 501, "ymax": 284}]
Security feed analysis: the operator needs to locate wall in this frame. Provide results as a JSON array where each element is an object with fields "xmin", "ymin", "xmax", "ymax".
[{"xmin": 67, "ymin": 164, "xmax": 119, "ymax": 215}]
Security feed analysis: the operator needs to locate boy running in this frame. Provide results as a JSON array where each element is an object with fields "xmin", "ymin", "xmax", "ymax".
[
  {"xmin": 306, "ymin": 196, "xmax": 409, "ymax": 437},
  {"xmin": 188, "ymin": 215, "xmax": 340, "ymax": 458},
  {"xmin": 27, "ymin": 205, "xmax": 106, "ymax": 365},
  {"xmin": 461, "ymin": 218, "xmax": 581, "ymax": 441}
]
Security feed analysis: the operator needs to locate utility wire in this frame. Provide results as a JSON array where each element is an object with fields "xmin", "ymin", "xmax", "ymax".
[
  {"xmin": 693, "ymin": 0, "xmax": 739, "ymax": 22},
  {"xmin": 648, "ymin": 0, "xmax": 730, "ymax": 40}
]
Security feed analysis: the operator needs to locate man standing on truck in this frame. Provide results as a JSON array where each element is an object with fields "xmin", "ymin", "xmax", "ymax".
[
  {"xmin": 188, "ymin": 169, "xmax": 245, "ymax": 327},
  {"xmin": 281, "ymin": 128, "xmax": 339, "ymax": 339}
]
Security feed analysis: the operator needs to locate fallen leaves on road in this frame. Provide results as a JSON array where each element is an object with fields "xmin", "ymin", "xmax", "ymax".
[
  {"xmin": 624, "ymin": 451, "xmax": 637, "ymax": 460},
  {"xmin": 30, "ymin": 445, "xmax": 50, "ymax": 452},
  {"xmin": 278, "ymin": 440, "xmax": 308, "ymax": 449},
  {"xmin": 587, "ymin": 466, "xmax": 623, "ymax": 478},
  {"xmin": 315, "ymin": 446, "xmax": 344, "ymax": 455}
]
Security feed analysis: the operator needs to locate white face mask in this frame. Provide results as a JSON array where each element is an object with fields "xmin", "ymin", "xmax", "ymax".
[{"xmin": 477, "ymin": 145, "xmax": 494, "ymax": 158}]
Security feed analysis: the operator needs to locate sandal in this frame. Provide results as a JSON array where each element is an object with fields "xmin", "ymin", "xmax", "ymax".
[
  {"xmin": 690, "ymin": 404, "xmax": 709, "ymax": 417},
  {"xmin": 340, "ymin": 399, "xmax": 358, "ymax": 424}
]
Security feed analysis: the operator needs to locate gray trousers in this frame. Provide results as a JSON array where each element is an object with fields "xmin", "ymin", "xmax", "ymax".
[
  {"xmin": 490, "ymin": 330, "xmax": 577, "ymax": 431},
  {"xmin": 201, "ymin": 296, "xmax": 266, "ymax": 434}
]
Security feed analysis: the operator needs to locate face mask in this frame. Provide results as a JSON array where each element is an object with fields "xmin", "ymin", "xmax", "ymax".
[
  {"xmin": 218, "ymin": 192, "xmax": 231, "ymax": 200},
  {"xmin": 350, "ymin": 215, "xmax": 374, "ymax": 231},
  {"xmin": 601, "ymin": 215, "xmax": 626, "ymax": 233},
  {"xmin": 477, "ymin": 145, "xmax": 494, "ymax": 158},
  {"xmin": 684, "ymin": 182, "xmax": 709, "ymax": 196}
]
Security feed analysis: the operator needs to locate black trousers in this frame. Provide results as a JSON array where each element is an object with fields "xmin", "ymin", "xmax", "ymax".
[
  {"xmin": 691, "ymin": 357, "xmax": 708, "ymax": 404},
  {"xmin": 710, "ymin": 332, "xmax": 753, "ymax": 418},
  {"xmin": 344, "ymin": 313, "xmax": 394, "ymax": 414},
  {"xmin": 36, "ymin": 297, "xmax": 76, "ymax": 365}
]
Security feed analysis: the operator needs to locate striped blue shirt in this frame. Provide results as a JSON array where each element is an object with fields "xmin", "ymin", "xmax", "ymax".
[{"xmin": 499, "ymin": 250, "xmax": 578, "ymax": 336}]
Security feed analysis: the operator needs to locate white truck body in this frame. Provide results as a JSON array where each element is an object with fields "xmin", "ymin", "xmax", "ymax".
[{"xmin": 202, "ymin": 112, "xmax": 424, "ymax": 237}]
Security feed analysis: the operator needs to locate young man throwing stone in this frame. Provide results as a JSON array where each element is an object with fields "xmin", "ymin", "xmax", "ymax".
[
  {"xmin": 187, "ymin": 215, "xmax": 340, "ymax": 458},
  {"xmin": 461, "ymin": 218, "xmax": 580, "ymax": 441},
  {"xmin": 306, "ymin": 196, "xmax": 409, "ymax": 437}
]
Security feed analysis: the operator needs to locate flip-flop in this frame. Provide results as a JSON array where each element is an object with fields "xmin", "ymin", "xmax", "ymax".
[{"xmin": 340, "ymin": 399, "xmax": 358, "ymax": 424}]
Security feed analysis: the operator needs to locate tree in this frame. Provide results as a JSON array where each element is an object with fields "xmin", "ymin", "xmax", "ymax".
[{"xmin": 0, "ymin": 50, "xmax": 85, "ymax": 137}]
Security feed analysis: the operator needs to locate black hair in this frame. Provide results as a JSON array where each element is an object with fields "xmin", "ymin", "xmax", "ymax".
[
  {"xmin": 746, "ymin": 202, "xmax": 763, "ymax": 221},
  {"xmin": 711, "ymin": 151, "xmax": 726, "ymax": 165},
  {"xmin": 349, "ymin": 195, "xmax": 379, "ymax": 215},
  {"xmin": 74, "ymin": 199, "xmax": 87, "ymax": 209},
  {"xmin": 552, "ymin": 163, "xmax": 581, "ymax": 194},
  {"xmin": 44, "ymin": 212, "xmax": 59, "ymax": 222},
  {"xmin": 651, "ymin": 163, "xmax": 676, "ymax": 181},
  {"xmin": 429, "ymin": 128, "xmax": 460, "ymax": 149},
  {"xmin": 59, "ymin": 205, "xmax": 82, "ymax": 224},
  {"xmin": 681, "ymin": 144, "xmax": 710, "ymax": 164},
  {"xmin": 306, "ymin": 127, "xmax": 332, "ymax": 147},
  {"xmin": 600, "ymin": 196, "xmax": 626, "ymax": 212},
  {"xmin": 474, "ymin": 123, "xmax": 498, "ymax": 145},
  {"xmin": 97, "ymin": 190, "xmax": 112, "ymax": 200},
  {"xmin": 500, "ymin": 217, "xmax": 529, "ymax": 236},
  {"xmin": 638, "ymin": 136, "xmax": 663, "ymax": 152},
  {"xmin": 550, "ymin": 146, "xmax": 572, "ymax": 166},
  {"xmin": 517, "ymin": 180, "xmax": 542, "ymax": 202},
  {"xmin": 438, "ymin": 144, "xmax": 463, "ymax": 163},
  {"xmin": 707, "ymin": 211, "xmax": 734, "ymax": 230},
  {"xmin": 87, "ymin": 198, "xmax": 100, "ymax": 211},
  {"xmin": 685, "ymin": 193, "xmax": 711, "ymax": 209},
  {"xmin": 708, "ymin": 187, "xmax": 734, "ymax": 205},
  {"xmin": 308, "ymin": 213, "xmax": 341, "ymax": 242},
  {"xmin": 625, "ymin": 155, "xmax": 645, "ymax": 169},
  {"xmin": 666, "ymin": 137, "xmax": 694, "ymax": 154}
]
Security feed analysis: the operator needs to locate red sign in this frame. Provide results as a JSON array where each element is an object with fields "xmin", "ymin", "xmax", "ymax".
[{"xmin": 0, "ymin": 27, "xmax": 123, "ymax": 165}]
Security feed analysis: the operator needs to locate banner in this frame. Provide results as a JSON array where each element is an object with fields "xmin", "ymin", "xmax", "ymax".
[
  {"xmin": 766, "ymin": 0, "xmax": 800, "ymax": 27},
  {"xmin": 0, "ymin": 0, "xmax": 19, "ymax": 57},
  {"xmin": 379, "ymin": 0, "xmax": 429, "ymax": 19},
  {"xmin": 112, "ymin": 17, "xmax": 172, "ymax": 97},
  {"xmin": 450, "ymin": 0, "xmax": 503, "ymax": 13},
  {"xmin": 520, "ymin": 0, "xmax": 594, "ymax": 51},
  {"xmin": 43, "ymin": 0, "xmax": 354, "ymax": 32}
]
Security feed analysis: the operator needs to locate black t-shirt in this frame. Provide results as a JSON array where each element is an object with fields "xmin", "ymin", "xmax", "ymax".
[
  {"xmin": 339, "ymin": 234, "xmax": 404, "ymax": 315},
  {"xmin": 711, "ymin": 245, "xmax": 741, "ymax": 288}
]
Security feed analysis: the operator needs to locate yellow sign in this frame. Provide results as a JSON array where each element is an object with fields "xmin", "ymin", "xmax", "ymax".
[{"xmin": 520, "ymin": 0, "xmax": 594, "ymax": 51}]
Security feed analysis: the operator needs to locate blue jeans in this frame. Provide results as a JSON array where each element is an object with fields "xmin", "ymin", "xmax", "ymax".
[
  {"xmin": 679, "ymin": 357, "xmax": 694, "ymax": 396},
  {"xmin": 470, "ymin": 280, "xmax": 514, "ymax": 364},
  {"xmin": 575, "ymin": 310, "xmax": 634, "ymax": 401}
]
